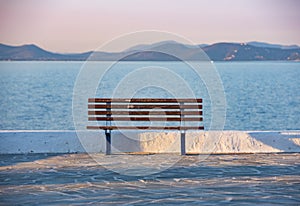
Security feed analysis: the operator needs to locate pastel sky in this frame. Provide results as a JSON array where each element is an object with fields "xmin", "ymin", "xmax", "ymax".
[{"xmin": 0, "ymin": 0, "xmax": 299, "ymax": 52}]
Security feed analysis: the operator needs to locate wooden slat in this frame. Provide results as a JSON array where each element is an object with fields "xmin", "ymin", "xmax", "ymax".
[
  {"xmin": 89, "ymin": 98, "xmax": 202, "ymax": 103},
  {"xmin": 88, "ymin": 110, "xmax": 203, "ymax": 116},
  {"xmin": 87, "ymin": 98, "xmax": 204, "ymax": 132},
  {"xmin": 87, "ymin": 126, "xmax": 204, "ymax": 130},
  {"xmin": 88, "ymin": 117, "xmax": 203, "ymax": 121},
  {"xmin": 88, "ymin": 104, "xmax": 202, "ymax": 109}
]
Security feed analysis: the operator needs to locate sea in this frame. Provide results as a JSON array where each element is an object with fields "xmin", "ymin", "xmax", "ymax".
[{"xmin": 0, "ymin": 61, "xmax": 299, "ymax": 131}]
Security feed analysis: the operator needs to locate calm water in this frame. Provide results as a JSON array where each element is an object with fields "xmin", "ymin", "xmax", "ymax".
[{"xmin": 0, "ymin": 61, "xmax": 299, "ymax": 130}]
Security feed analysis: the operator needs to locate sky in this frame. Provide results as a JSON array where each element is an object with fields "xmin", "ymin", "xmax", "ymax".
[{"xmin": 0, "ymin": 0, "xmax": 299, "ymax": 53}]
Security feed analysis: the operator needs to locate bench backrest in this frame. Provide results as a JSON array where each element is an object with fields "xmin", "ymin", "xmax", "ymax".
[{"xmin": 87, "ymin": 98, "xmax": 204, "ymax": 131}]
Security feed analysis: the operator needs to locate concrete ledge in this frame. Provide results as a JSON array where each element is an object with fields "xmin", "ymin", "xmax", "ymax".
[{"xmin": 0, "ymin": 130, "xmax": 300, "ymax": 154}]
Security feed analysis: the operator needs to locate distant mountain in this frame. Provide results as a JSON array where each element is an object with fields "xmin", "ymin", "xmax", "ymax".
[
  {"xmin": 124, "ymin": 40, "xmax": 201, "ymax": 52},
  {"xmin": 120, "ymin": 51, "xmax": 181, "ymax": 61},
  {"xmin": 0, "ymin": 43, "xmax": 91, "ymax": 61},
  {"xmin": 202, "ymin": 42, "xmax": 300, "ymax": 61},
  {"xmin": 247, "ymin": 41, "xmax": 300, "ymax": 50},
  {"xmin": 1, "ymin": 41, "xmax": 300, "ymax": 61},
  {"xmin": 198, "ymin": 44, "xmax": 209, "ymax": 48},
  {"xmin": 122, "ymin": 41, "xmax": 300, "ymax": 61},
  {"xmin": 124, "ymin": 40, "xmax": 177, "ymax": 52}
]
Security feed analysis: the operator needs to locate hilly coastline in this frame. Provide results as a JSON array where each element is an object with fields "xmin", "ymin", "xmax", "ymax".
[{"xmin": 0, "ymin": 41, "xmax": 299, "ymax": 61}]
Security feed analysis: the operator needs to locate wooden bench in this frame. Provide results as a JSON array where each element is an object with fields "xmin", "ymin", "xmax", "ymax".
[{"xmin": 87, "ymin": 98, "xmax": 204, "ymax": 155}]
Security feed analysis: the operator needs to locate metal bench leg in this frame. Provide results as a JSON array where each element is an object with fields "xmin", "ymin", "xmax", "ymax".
[
  {"xmin": 180, "ymin": 131, "xmax": 186, "ymax": 155},
  {"xmin": 105, "ymin": 130, "xmax": 111, "ymax": 155}
]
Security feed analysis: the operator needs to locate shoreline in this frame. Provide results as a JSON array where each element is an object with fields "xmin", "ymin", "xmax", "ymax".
[{"xmin": 1, "ymin": 130, "xmax": 300, "ymax": 154}]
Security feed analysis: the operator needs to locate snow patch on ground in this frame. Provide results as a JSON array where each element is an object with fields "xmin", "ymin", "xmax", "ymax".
[
  {"xmin": 139, "ymin": 131, "xmax": 282, "ymax": 154},
  {"xmin": 290, "ymin": 138, "xmax": 300, "ymax": 146},
  {"xmin": 0, "ymin": 130, "xmax": 300, "ymax": 154}
]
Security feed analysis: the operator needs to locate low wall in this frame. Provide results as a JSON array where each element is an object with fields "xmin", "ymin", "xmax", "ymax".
[{"xmin": 0, "ymin": 130, "xmax": 300, "ymax": 154}]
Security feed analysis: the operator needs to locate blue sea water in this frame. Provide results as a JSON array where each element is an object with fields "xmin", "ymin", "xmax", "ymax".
[{"xmin": 0, "ymin": 61, "xmax": 299, "ymax": 130}]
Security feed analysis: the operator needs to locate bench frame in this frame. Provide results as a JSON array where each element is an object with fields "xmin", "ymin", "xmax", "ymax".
[{"xmin": 87, "ymin": 98, "xmax": 204, "ymax": 155}]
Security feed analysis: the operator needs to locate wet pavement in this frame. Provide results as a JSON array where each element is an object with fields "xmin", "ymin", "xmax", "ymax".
[{"xmin": 1, "ymin": 153, "xmax": 300, "ymax": 205}]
